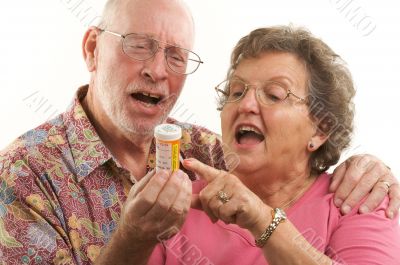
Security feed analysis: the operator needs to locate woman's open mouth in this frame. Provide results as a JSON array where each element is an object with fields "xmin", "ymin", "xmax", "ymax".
[{"xmin": 235, "ymin": 125, "xmax": 265, "ymax": 146}]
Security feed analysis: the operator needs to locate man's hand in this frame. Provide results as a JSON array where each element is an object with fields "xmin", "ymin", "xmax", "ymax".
[
  {"xmin": 95, "ymin": 169, "xmax": 192, "ymax": 265},
  {"xmin": 120, "ymin": 169, "xmax": 192, "ymax": 243},
  {"xmin": 330, "ymin": 154, "xmax": 400, "ymax": 219}
]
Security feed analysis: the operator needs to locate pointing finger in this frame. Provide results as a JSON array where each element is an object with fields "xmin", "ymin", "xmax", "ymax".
[{"xmin": 183, "ymin": 158, "xmax": 225, "ymax": 183}]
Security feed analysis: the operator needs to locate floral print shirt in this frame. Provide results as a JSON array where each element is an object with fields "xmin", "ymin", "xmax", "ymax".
[{"xmin": 0, "ymin": 86, "xmax": 226, "ymax": 264}]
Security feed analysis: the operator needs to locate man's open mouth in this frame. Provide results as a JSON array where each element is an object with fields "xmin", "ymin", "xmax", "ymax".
[{"xmin": 131, "ymin": 92, "xmax": 163, "ymax": 105}]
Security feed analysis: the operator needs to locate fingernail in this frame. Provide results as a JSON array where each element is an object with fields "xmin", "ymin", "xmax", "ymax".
[
  {"xmin": 341, "ymin": 204, "xmax": 351, "ymax": 215},
  {"xmin": 334, "ymin": 198, "xmax": 343, "ymax": 207},
  {"xmin": 388, "ymin": 211, "xmax": 394, "ymax": 219},
  {"xmin": 359, "ymin": 205, "xmax": 369, "ymax": 214},
  {"xmin": 183, "ymin": 158, "xmax": 193, "ymax": 165}
]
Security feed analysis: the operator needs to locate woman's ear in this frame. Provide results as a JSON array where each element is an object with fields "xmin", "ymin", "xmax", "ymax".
[
  {"xmin": 82, "ymin": 27, "xmax": 100, "ymax": 72},
  {"xmin": 308, "ymin": 125, "xmax": 329, "ymax": 152}
]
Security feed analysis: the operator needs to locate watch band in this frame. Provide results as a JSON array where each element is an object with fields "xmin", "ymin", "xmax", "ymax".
[{"xmin": 255, "ymin": 208, "xmax": 287, "ymax": 247}]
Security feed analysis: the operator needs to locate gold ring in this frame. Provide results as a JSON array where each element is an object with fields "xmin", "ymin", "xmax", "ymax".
[{"xmin": 217, "ymin": 190, "xmax": 230, "ymax": 204}]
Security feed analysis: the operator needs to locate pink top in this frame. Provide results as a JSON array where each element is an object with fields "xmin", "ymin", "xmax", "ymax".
[{"xmin": 148, "ymin": 173, "xmax": 400, "ymax": 265}]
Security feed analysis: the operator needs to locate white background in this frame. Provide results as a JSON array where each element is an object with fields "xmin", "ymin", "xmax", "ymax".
[{"xmin": 0, "ymin": 0, "xmax": 399, "ymax": 178}]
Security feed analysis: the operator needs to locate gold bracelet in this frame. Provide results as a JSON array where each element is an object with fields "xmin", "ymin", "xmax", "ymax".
[{"xmin": 255, "ymin": 208, "xmax": 287, "ymax": 247}]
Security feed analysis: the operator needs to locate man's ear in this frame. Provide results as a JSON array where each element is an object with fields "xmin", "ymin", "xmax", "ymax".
[{"xmin": 82, "ymin": 27, "xmax": 101, "ymax": 72}]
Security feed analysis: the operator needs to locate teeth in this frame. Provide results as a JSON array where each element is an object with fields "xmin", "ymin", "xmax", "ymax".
[
  {"xmin": 143, "ymin": 102, "xmax": 154, "ymax": 107},
  {"xmin": 140, "ymin": 92, "xmax": 161, "ymax": 99},
  {"xmin": 239, "ymin": 126, "xmax": 262, "ymax": 134},
  {"xmin": 150, "ymin": 93, "xmax": 160, "ymax": 99}
]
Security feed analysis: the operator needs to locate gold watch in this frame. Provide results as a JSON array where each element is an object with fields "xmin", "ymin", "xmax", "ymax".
[{"xmin": 255, "ymin": 208, "xmax": 287, "ymax": 247}]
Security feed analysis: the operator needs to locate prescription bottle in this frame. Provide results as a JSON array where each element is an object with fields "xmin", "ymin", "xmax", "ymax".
[{"xmin": 154, "ymin": 124, "xmax": 182, "ymax": 172}]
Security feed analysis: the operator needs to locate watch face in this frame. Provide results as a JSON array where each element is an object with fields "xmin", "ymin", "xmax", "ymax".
[{"xmin": 275, "ymin": 208, "xmax": 287, "ymax": 220}]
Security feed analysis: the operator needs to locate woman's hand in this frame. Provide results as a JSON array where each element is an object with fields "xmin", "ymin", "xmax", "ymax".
[
  {"xmin": 183, "ymin": 158, "xmax": 270, "ymax": 233},
  {"xmin": 183, "ymin": 159, "xmax": 334, "ymax": 265}
]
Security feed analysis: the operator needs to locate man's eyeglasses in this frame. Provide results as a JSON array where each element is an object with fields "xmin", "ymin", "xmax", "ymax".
[
  {"xmin": 215, "ymin": 78, "xmax": 306, "ymax": 109},
  {"xmin": 99, "ymin": 29, "xmax": 203, "ymax": 75}
]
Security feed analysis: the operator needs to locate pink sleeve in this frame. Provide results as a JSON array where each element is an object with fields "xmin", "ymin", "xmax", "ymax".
[{"xmin": 327, "ymin": 198, "xmax": 400, "ymax": 265}]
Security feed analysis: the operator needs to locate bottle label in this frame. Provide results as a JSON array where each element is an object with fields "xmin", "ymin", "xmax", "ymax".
[{"xmin": 155, "ymin": 139, "xmax": 180, "ymax": 171}]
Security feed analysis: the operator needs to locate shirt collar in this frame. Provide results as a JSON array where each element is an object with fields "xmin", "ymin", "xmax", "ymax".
[
  {"xmin": 62, "ymin": 86, "xmax": 196, "ymax": 182},
  {"xmin": 63, "ymin": 85, "xmax": 113, "ymax": 182}
]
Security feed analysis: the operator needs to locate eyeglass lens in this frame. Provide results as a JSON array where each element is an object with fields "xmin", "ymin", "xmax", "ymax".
[
  {"xmin": 122, "ymin": 33, "xmax": 201, "ymax": 74},
  {"xmin": 219, "ymin": 79, "xmax": 289, "ymax": 105}
]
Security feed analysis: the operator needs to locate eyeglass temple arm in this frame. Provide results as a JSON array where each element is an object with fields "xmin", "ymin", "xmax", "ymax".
[
  {"xmin": 215, "ymin": 87, "xmax": 228, "ymax": 96},
  {"xmin": 99, "ymin": 28, "xmax": 124, "ymax": 38},
  {"xmin": 188, "ymin": 58, "xmax": 204, "ymax": 64},
  {"xmin": 288, "ymin": 91, "xmax": 306, "ymax": 102}
]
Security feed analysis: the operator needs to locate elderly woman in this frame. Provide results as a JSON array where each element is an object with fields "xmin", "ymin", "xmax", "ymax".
[{"xmin": 148, "ymin": 26, "xmax": 400, "ymax": 264}]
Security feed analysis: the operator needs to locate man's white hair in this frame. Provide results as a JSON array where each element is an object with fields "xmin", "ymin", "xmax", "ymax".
[
  {"xmin": 97, "ymin": 0, "xmax": 120, "ymax": 29},
  {"xmin": 98, "ymin": 0, "xmax": 194, "ymax": 31}
]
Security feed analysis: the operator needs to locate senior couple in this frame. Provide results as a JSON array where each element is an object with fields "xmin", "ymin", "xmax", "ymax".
[{"xmin": 0, "ymin": 0, "xmax": 399, "ymax": 264}]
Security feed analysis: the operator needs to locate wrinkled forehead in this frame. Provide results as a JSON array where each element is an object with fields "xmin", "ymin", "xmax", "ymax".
[
  {"xmin": 230, "ymin": 52, "xmax": 310, "ymax": 92},
  {"xmin": 233, "ymin": 51, "xmax": 307, "ymax": 74},
  {"xmin": 110, "ymin": 0, "xmax": 195, "ymax": 49}
]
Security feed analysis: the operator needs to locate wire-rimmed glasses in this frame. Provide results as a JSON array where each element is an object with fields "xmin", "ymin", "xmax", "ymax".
[
  {"xmin": 215, "ymin": 78, "xmax": 306, "ymax": 108},
  {"xmin": 99, "ymin": 29, "xmax": 203, "ymax": 75}
]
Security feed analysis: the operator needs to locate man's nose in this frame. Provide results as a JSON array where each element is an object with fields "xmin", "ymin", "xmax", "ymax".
[{"xmin": 141, "ymin": 49, "xmax": 168, "ymax": 82}]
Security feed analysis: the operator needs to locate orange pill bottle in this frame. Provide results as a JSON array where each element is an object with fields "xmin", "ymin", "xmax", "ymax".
[{"xmin": 154, "ymin": 124, "xmax": 182, "ymax": 172}]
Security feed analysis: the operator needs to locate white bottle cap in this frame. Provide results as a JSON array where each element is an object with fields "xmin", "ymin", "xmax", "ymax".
[{"xmin": 154, "ymin": 124, "xmax": 182, "ymax": 141}]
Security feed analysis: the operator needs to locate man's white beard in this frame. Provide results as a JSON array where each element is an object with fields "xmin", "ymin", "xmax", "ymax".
[{"xmin": 96, "ymin": 73, "xmax": 175, "ymax": 137}]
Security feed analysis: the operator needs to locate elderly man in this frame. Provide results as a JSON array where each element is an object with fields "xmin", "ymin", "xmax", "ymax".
[{"xmin": 0, "ymin": 0, "xmax": 398, "ymax": 264}]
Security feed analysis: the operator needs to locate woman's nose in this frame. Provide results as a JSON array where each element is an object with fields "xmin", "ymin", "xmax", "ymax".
[{"xmin": 237, "ymin": 88, "xmax": 260, "ymax": 114}]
